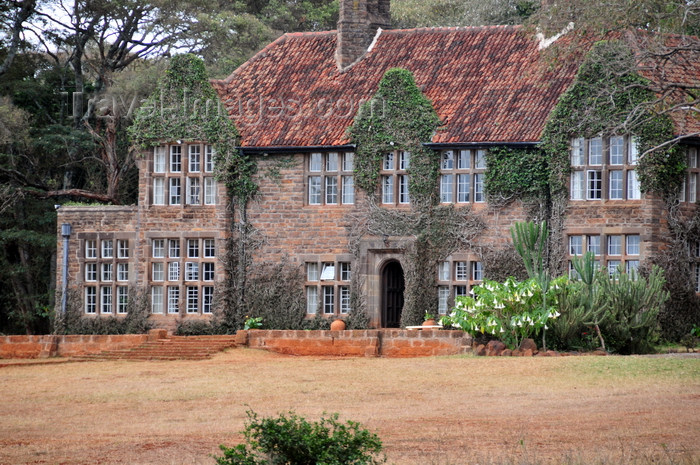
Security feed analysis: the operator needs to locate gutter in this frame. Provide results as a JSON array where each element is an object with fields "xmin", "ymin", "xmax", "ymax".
[{"xmin": 238, "ymin": 141, "xmax": 540, "ymax": 154}]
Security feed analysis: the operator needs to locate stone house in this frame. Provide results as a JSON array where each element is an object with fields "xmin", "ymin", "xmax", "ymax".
[{"xmin": 55, "ymin": 0, "xmax": 700, "ymax": 330}]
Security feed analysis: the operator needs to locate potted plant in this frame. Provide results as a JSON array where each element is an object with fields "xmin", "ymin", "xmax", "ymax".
[{"xmin": 422, "ymin": 312, "xmax": 437, "ymax": 327}]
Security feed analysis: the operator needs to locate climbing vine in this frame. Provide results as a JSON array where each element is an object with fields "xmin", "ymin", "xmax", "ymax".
[
  {"xmin": 484, "ymin": 147, "xmax": 549, "ymax": 205},
  {"xmin": 540, "ymin": 40, "xmax": 684, "ymax": 200},
  {"xmin": 349, "ymin": 68, "xmax": 441, "ymax": 208},
  {"xmin": 128, "ymin": 54, "xmax": 256, "ymax": 202},
  {"xmin": 348, "ymin": 68, "xmax": 484, "ymax": 326},
  {"xmin": 129, "ymin": 54, "xmax": 259, "ymax": 331}
]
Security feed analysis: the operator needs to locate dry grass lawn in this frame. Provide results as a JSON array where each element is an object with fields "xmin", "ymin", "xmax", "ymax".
[{"xmin": 0, "ymin": 349, "xmax": 698, "ymax": 465}]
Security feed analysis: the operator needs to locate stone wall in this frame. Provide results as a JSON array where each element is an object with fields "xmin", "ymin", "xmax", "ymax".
[
  {"xmin": 0, "ymin": 334, "xmax": 150, "ymax": 358},
  {"xmin": 241, "ymin": 329, "xmax": 472, "ymax": 357}
]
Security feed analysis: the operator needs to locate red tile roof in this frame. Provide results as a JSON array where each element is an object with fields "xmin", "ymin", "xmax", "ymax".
[{"xmin": 212, "ymin": 26, "xmax": 698, "ymax": 148}]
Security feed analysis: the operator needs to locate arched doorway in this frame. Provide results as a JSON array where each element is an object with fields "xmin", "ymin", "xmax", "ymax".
[{"xmin": 381, "ymin": 260, "xmax": 405, "ymax": 328}]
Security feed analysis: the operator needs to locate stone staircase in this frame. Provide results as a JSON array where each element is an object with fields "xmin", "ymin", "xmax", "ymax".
[{"xmin": 75, "ymin": 335, "xmax": 238, "ymax": 361}]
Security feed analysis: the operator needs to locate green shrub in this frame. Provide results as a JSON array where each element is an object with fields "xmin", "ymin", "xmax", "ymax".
[
  {"xmin": 597, "ymin": 266, "xmax": 668, "ymax": 354},
  {"xmin": 215, "ymin": 411, "xmax": 386, "ymax": 465},
  {"xmin": 175, "ymin": 319, "xmax": 222, "ymax": 336}
]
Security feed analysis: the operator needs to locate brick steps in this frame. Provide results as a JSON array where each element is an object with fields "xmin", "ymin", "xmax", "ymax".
[{"xmin": 75, "ymin": 335, "xmax": 238, "ymax": 361}]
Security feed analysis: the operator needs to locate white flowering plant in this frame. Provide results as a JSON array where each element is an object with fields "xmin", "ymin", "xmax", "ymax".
[{"xmin": 440, "ymin": 276, "xmax": 566, "ymax": 348}]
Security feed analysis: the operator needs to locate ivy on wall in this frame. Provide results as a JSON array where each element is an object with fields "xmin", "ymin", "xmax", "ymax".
[
  {"xmin": 348, "ymin": 68, "xmax": 484, "ymax": 326},
  {"xmin": 349, "ymin": 68, "xmax": 441, "ymax": 208},
  {"xmin": 128, "ymin": 54, "xmax": 256, "ymax": 202},
  {"xmin": 540, "ymin": 40, "xmax": 684, "ymax": 200},
  {"xmin": 129, "ymin": 54, "xmax": 260, "ymax": 330},
  {"xmin": 484, "ymin": 147, "xmax": 549, "ymax": 205}
]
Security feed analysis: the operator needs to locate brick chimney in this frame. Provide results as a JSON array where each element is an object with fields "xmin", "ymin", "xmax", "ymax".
[{"xmin": 336, "ymin": 0, "xmax": 390, "ymax": 71}]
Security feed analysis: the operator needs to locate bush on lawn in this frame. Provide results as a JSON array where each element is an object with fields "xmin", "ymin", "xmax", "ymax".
[{"xmin": 215, "ymin": 411, "xmax": 386, "ymax": 465}]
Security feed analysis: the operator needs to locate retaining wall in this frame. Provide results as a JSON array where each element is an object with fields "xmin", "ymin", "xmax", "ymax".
[
  {"xmin": 0, "ymin": 334, "xmax": 150, "ymax": 358},
  {"xmin": 242, "ymin": 329, "xmax": 472, "ymax": 357}
]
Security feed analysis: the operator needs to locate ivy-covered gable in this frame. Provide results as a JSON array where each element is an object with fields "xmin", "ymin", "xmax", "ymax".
[
  {"xmin": 348, "ymin": 67, "xmax": 441, "ymax": 207},
  {"xmin": 540, "ymin": 40, "xmax": 685, "ymax": 199},
  {"xmin": 128, "ymin": 54, "xmax": 256, "ymax": 201}
]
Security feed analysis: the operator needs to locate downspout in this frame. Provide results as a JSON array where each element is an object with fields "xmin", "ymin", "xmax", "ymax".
[{"xmin": 61, "ymin": 223, "xmax": 71, "ymax": 315}]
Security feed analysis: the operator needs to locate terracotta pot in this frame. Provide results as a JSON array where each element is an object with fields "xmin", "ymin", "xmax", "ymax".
[
  {"xmin": 422, "ymin": 319, "xmax": 437, "ymax": 327},
  {"xmin": 330, "ymin": 319, "xmax": 346, "ymax": 331}
]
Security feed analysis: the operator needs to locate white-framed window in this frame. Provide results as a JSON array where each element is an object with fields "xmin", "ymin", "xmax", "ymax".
[
  {"xmin": 203, "ymin": 262, "xmax": 215, "ymax": 281},
  {"xmin": 474, "ymin": 174, "xmax": 484, "ymax": 202},
  {"xmin": 382, "ymin": 151, "xmax": 410, "ymax": 205},
  {"xmin": 169, "ymin": 177, "xmax": 181, "ymax": 205},
  {"xmin": 154, "ymin": 146, "xmax": 166, "ymax": 173},
  {"xmin": 382, "ymin": 175, "xmax": 395, "ymax": 204},
  {"xmin": 627, "ymin": 170, "xmax": 641, "ymax": 200},
  {"xmin": 438, "ymin": 286, "xmax": 450, "ymax": 315},
  {"xmin": 309, "ymin": 176, "xmax": 321, "ymax": 205},
  {"xmin": 185, "ymin": 262, "xmax": 199, "ymax": 281},
  {"xmin": 152, "ymin": 239, "xmax": 165, "ymax": 258},
  {"xmin": 153, "ymin": 143, "xmax": 216, "ymax": 207},
  {"xmin": 340, "ymin": 262, "xmax": 351, "ymax": 281},
  {"xmin": 305, "ymin": 259, "xmax": 353, "ymax": 316},
  {"xmin": 117, "ymin": 286, "xmax": 128, "ymax": 314},
  {"xmin": 307, "ymin": 152, "xmax": 354, "ymax": 205},
  {"xmin": 568, "ymin": 233, "xmax": 642, "ymax": 278},
  {"xmin": 187, "ymin": 239, "xmax": 199, "ymax": 258},
  {"xmin": 167, "ymin": 286, "xmax": 180, "ymax": 313},
  {"xmin": 589, "ymin": 137, "xmax": 603, "ymax": 165},
  {"xmin": 187, "ymin": 177, "xmax": 200, "ymax": 205},
  {"xmin": 455, "ymin": 261, "xmax": 468, "ymax": 281},
  {"xmin": 117, "ymin": 240, "xmax": 129, "ymax": 259},
  {"xmin": 101, "ymin": 286, "xmax": 113, "ymax": 313},
  {"xmin": 168, "ymin": 262, "xmax": 180, "ymax": 281},
  {"xmin": 152, "ymin": 262, "xmax": 164, "ymax": 281},
  {"xmin": 588, "ymin": 235, "xmax": 601, "ymax": 255},
  {"xmin": 205, "ymin": 145, "xmax": 215, "ymax": 172},
  {"xmin": 440, "ymin": 149, "xmax": 486, "ymax": 204},
  {"xmin": 471, "ymin": 261, "xmax": 483, "ymax": 281},
  {"xmin": 170, "ymin": 146, "xmax": 182, "ymax": 172},
  {"xmin": 306, "ymin": 286, "xmax": 318, "ymax": 314},
  {"xmin": 202, "ymin": 286, "xmax": 214, "ymax": 313},
  {"xmin": 85, "ymin": 240, "xmax": 97, "ymax": 259},
  {"xmin": 610, "ymin": 136, "xmax": 624, "ymax": 165},
  {"xmin": 339, "ymin": 286, "xmax": 350, "ymax": 314},
  {"xmin": 85, "ymin": 263, "xmax": 97, "ymax": 282},
  {"xmin": 307, "ymin": 262, "xmax": 319, "ymax": 281},
  {"xmin": 323, "ymin": 286, "xmax": 335, "ymax": 314},
  {"xmin": 85, "ymin": 286, "xmax": 97, "ymax": 314},
  {"xmin": 608, "ymin": 235, "xmax": 622, "ymax": 256},
  {"xmin": 440, "ymin": 174, "xmax": 453, "ymax": 203},
  {"xmin": 102, "ymin": 240, "xmax": 113, "ymax": 259},
  {"xmin": 169, "ymin": 239, "xmax": 180, "ymax": 258},
  {"xmin": 102, "ymin": 263, "xmax": 113, "ymax": 282},
  {"xmin": 570, "ymin": 136, "xmax": 641, "ymax": 201},
  {"xmin": 569, "ymin": 235, "xmax": 583, "ymax": 256},
  {"xmin": 203, "ymin": 239, "xmax": 215, "ymax": 258},
  {"xmin": 627, "ymin": 235, "xmax": 640, "ymax": 255},
  {"xmin": 117, "ymin": 263, "xmax": 128, "ymax": 281},
  {"xmin": 186, "ymin": 286, "xmax": 199, "ymax": 313},
  {"xmin": 438, "ymin": 261, "xmax": 450, "ymax": 281},
  {"xmin": 204, "ymin": 177, "xmax": 216, "ymax": 205},
  {"xmin": 189, "ymin": 145, "xmax": 201, "ymax": 172},
  {"xmin": 153, "ymin": 178, "xmax": 165, "ymax": 205},
  {"xmin": 151, "ymin": 286, "xmax": 163, "ymax": 314},
  {"xmin": 571, "ymin": 171, "xmax": 585, "ymax": 200},
  {"xmin": 571, "ymin": 138, "xmax": 585, "ymax": 166},
  {"xmin": 609, "ymin": 171, "xmax": 623, "ymax": 200},
  {"xmin": 320, "ymin": 263, "xmax": 335, "ymax": 281},
  {"xmin": 587, "ymin": 170, "xmax": 602, "ymax": 200}
]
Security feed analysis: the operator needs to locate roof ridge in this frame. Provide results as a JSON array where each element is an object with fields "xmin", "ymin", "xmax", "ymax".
[{"xmin": 386, "ymin": 24, "xmax": 521, "ymax": 34}]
